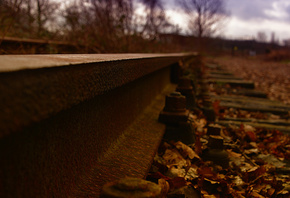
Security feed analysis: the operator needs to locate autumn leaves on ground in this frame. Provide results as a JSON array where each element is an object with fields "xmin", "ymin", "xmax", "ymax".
[
  {"xmin": 214, "ymin": 56, "xmax": 290, "ymax": 105},
  {"xmin": 146, "ymin": 55, "xmax": 290, "ymax": 198}
]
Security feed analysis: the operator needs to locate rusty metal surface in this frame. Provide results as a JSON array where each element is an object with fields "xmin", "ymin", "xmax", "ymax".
[
  {"xmin": 0, "ymin": 66, "xmax": 175, "ymax": 197},
  {"xmin": 0, "ymin": 54, "xmax": 199, "ymax": 197},
  {"xmin": 1, "ymin": 36, "xmax": 73, "ymax": 45},
  {"xmin": 73, "ymin": 85, "xmax": 176, "ymax": 197},
  {"xmin": 0, "ymin": 53, "xmax": 194, "ymax": 72},
  {"xmin": 0, "ymin": 54, "xmax": 193, "ymax": 137}
]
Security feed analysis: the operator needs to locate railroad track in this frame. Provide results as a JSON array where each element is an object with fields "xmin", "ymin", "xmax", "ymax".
[
  {"xmin": 0, "ymin": 53, "xmax": 197, "ymax": 197},
  {"xmin": 0, "ymin": 36, "xmax": 79, "ymax": 54},
  {"xmin": 199, "ymin": 63, "xmax": 290, "ymax": 133},
  {"xmin": 1, "ymin": 54, "xmax": 289, "ymax": 197},
  {"xmin": 142, "ymin": 61, "xmax": 290, "ymax": 198}
]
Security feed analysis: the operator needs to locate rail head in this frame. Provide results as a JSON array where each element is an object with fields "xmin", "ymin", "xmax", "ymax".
[
  {"xmin": 0, "ymin": 53, "xmax": 196, "ymax": 72},
  {"xmin": 0, "ymin": 53, "xmax": 197, "ymax": 137}
]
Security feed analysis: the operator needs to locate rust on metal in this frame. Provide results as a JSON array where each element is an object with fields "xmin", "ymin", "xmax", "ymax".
[
  {"xmin": 159, "ymin": 92, "xmax": 189, "ymax": 124},
  {"xmin": 207, "ymin": 125, "xmax": 222, "ymax": 136},
  {"xmin": 0, "ymin": 53, "xmax": 198, "ymax": 197},
  {"xmin": 176, "ymin": 77, "xmax": 196, "ymax": 109},
  {"xmin": 0, "ymin": 54, "xmax": 194, "ymax": 137}
]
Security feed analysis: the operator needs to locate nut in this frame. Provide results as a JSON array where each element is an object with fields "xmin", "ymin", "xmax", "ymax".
[
  {"xmin": 208, "ymin": 135, "xmax": 224, "ymax": 149},
  {"xmin": 163, "ymin": 92, "xmax": 186, "ymax": 112}
]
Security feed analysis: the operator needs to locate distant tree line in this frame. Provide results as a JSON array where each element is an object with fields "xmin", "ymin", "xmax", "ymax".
[
  {"xmin": 0, "ymin": 0, "xmax": 59, "ymax": 40},
  {"xmin": 0, "ymin": 0, "xmax": 228, "ymax": 53},
  {"xmin": 0, "ymin": 0, "xmax": 178, "ymax": 52}
]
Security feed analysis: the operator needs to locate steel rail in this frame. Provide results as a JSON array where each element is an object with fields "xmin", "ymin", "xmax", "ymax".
[{"xmin": 0, "ymin": 53, "xmax": 197, "ymax": 197}]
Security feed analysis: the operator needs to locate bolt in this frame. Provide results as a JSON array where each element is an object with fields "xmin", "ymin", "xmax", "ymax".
[
  {"xmin": 176, "ymin": 77, "xmax": 196, "ymax": 109},
  {"xmin": 158, "ymin": 92, "xmax": 189, "ymax": 124},
  {"xmin": 100, "ymin": 177, "xmax": 162, "ymax": 198},
  {"xmin": 207, "ymin": 125, "xmax": 221, "ymax": 136},
  {"xmin": 208, "ymin": 135, "xmax": 224, "ymax": 149},
  {"xmin": 202, "ymin": 135, "xmax": 229, "ymax": 168},
  {"xmin": 178, "ymin": 78, "xmax": 192, "ymax": 88},
  {"xmin": 163, "ymin": 92, "xmax": 186, "ymax": 112},
  {"xmin": 203, "ymin": 106, "xmax": 215, "ymax": 122}
]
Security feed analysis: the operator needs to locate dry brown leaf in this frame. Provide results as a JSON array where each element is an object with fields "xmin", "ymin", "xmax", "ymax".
[
  {"xmin": 198, "ymin": 166, "xmax": 216, "ymax": 180},
  {"xmin": 158, "ymin": 178, "xmax": 170, "ymax": 198},
  {"xmin": 250, "ymin": 191, "xmax": 265, "ymax": 198},
  {"xmin": 203, "ymin": 195, "xmax": 218, "ymax": 198},
  {"xmin": 185, "ymin": 166, "xmax": 199, "ymax": 180},
  {"xmin": 194, "ymin": 118, "xmax": 207, "ymax": 129},
  {"xmin": 245, "ymin": 131, "xmax": 257, "ymax": 142},
  {"xmin": 267, "ymin": 188, "xmax": 275, "ymax": 196},
  {"xmin": 244, "ymin": 124, "xmax": 256, "ymax": 132},
  {"xmin": 163, "ymin": 149, "xmax": 187, "ymax": 168},
  {"xmin": 175, "ymin": 141, "xmax": 201, "ymax": 160},
  {"xmin": 167, "ymin": 177, "xmax": 187, "ymax": 189},
  {"xmin": 232, "ymin": 176, "xmax": 244, "ymax": 187},
  {"xmin": 195, "ymin": 134, "xmax": 202, "ymax": 155},
  {"xmin": 244, "ymin": 148, "xmax": 259, "ymax": 155},
  {"xmin": 227, "ymin": 149, "xmax": 242, "ymax": 158},
  {"xmin": 167, "ymin": 166, "xmax": 186, "ymax": 178}
]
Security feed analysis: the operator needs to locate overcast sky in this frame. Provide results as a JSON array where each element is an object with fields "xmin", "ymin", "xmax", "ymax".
[
  {"xmin": 164, "ymin": 0, "xmax": 290, "ymax": 42},
  {"xmin": 59, "ymin": 0, "xmax": 289, "ymax": 42}
]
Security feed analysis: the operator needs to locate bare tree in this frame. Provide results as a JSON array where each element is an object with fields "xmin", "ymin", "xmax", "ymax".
[
  {"xmin": 139, "ymin": 0, "xmax": 171, "ymax": 40},
  {"xmin": 63, "ymin": 0, "xmax": 136, "ymax": 52},
  {"xmin": 31, "ymin": 0, "xmax": 59, "ymax": 37},
  {"xmin": 0, "ymin": 0, "xmax": 59, "ymax": 39},
  {"xmin": 256, "ymin": 31, "xmax": 267, "ymax": 43},
  {"xmin": 177, "ymin": 0, "xmax": 227, "ymax": 39},
  {"xmin": 270, "ymin": 32, "xmax": 279, "ymax": 45},
  {"xmin": 0, "ymin": 0, "xmax": 24, "ymax": 39},
  {"xmin": 283, "ymin": 39, "xmax": 290, "ymax": 47}
]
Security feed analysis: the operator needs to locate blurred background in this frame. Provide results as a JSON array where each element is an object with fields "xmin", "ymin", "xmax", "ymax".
[{"xmin": 0, "ymin": 0, "xmax": 290, "ymax": 58}]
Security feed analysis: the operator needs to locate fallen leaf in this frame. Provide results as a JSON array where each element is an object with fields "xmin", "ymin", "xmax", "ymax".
[
  {"xmin": 245, "ymin": 131, "xmax": 257, "ymax": 142},
  {"xmin": 267, "ymin": 188, "xmax": 275, "ymax": 196},
  {"xmin": 249, "ymin": 142, "xmax": 258, "ymax": 148},
  {"xmin": 250, "ymin": 190, "xmax": 265, "ymax": 198},
  {"xmin": 148, "ymin": 172, "xmax": 170, "ymax": 180},
  {"xmin": 195, "ymin": 134, "xmax": 202, "ymax": 155},
  {"xmin": 244, "ymin": 165, "xmax": 267, "ymax": 183},
  {"xmin": 203, "ymin": 194, "xmax": 217, "ymax": 198},
  {"xmin": 163, "ymin": 149, "xmax": 187, "ymax": 168},
  {"xmin": 158, "ymin": 178, "xmax": 170, "ymax": 198},
  {"xmin": 244, "ymin": 124, "xmax": 256, "ymax": 132},
  {"xmin": 244, "ymin": 148, "xmax": 259, "ymax": 155},
  {"xmin": 194, "ymin": 118, "xmax": 207, "ymax": 131},
  {"xmin": 174, "ymin": 141, "xmax": 201, "ymax": 160},
  {"xmin": 233, "ymin": 176, "xmax": 244, "ymax": 187},
  {"xmin": 166, "ymin": 166, "xmax": 186, "ymax": 178},
  {"xmin": 256, "ymin": 154, "xmax": 286, "ymax": 168},
  {"xmin": 185, "ymin": 166, "xmax": 199, "ymax": 180},
  {"xmin": 227, "ymin": 149, "xmax": 242, "ymax": 158},
  {"xmin": 167, "ymin": 177, "xmax": 187, "ymax": 189},
  {"xmin": 198, "ymin": 166, "xmax": 216, "ymax": 180}
]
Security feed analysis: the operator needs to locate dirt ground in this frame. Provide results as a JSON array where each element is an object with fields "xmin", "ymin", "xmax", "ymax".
[{"xmin": 211, "ymin": 56, "xmax": 290, "ymax": 105}]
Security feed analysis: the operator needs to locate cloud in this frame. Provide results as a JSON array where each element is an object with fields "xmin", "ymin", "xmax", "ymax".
[
  {"xmin": 225, "ymin": 16, "xmax": 290, "ymax": 40},
  {"xmin": 162, "ymin": 0, "xmax": 290, "ymax": 40},
  {"xmin": 285, "ymin": 2, "xmax": 290, "ymax": 20},
  {"xmin": 228, "ymin": 0, "xmax": 290, "ymax": 22},
  {"xmin": 227, "ymin": 0, "xmax": 270, "ymax": 20},
  {"xmin": 264, "ymin": 1, "xmax": 290, "ymax": 20},
  {"xmin": 224, "ymin": 0, "xmax": 290, "ymax": 40}
]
